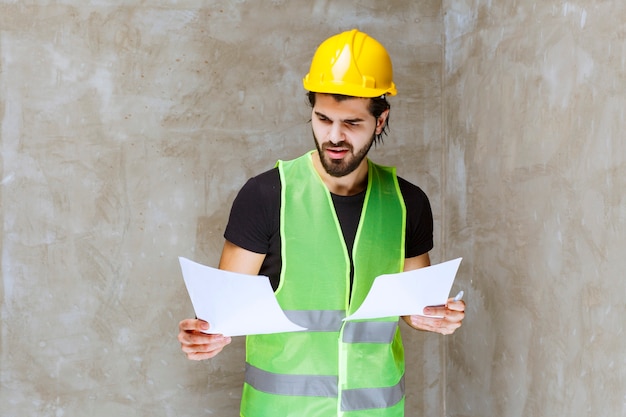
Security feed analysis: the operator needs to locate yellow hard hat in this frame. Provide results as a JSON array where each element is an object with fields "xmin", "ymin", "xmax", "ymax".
[{"xmin": 303, "ymin": 29, "xmax": 397, "ymax": 98}]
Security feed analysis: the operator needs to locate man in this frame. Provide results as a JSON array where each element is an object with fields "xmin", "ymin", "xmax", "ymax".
[{"xmin": 178, "ymin": 29, "xmax": 465, "ymax": 416}]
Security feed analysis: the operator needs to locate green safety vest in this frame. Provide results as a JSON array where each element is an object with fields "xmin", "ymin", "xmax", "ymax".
[{"xmin": 241, "ymin": 151, "xmax": 407, "ymax": 417}]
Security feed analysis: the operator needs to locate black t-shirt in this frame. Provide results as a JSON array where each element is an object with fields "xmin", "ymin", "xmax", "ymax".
[{"xmin": 224, "ymin": 167, "xmax": 433, "ymax": 290}]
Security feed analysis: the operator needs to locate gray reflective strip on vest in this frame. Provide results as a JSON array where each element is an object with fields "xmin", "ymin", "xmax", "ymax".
[
  {"xmin": 342, "ymin": 375, "xmax": 405, "ymax": 411},
  {"xmin": 283, "ymin": 310, "xmax": 398, "ymax": 343},
  {"xmin": 245, "ymin": 363, "xmax": 338, "ymax": 397},
  {"xmin": 283, "ymin": 310, "xmax": 344, "ymax": 331},
  {"xmin": 246, "ymin": 363, "xmax": 404, "ymax": 411},
  {"xmin": 342, "ymin": 321, "xmax": 398, "ymax": 344}
]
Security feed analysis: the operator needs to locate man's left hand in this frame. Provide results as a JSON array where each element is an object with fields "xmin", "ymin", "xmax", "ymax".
[{"xmin": 402, "ymin": 298, "xmax": 465, "ymax": 335}]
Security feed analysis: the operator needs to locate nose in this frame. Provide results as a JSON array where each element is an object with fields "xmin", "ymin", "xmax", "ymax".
[{"xmin": 328, "ymin": 121, "xmax": 343, "ymax": 145}]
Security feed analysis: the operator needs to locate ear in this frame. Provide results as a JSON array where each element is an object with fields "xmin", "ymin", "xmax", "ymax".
[{"xmin": 375, "ymin": 108, "xmax": 390, "ymax": 135}]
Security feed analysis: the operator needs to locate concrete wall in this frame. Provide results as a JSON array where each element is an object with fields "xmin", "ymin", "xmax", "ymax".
[
  {"xmin": 0, "ymin": 2, "xmax": 445, "ymax": 416},
  {"xmin": 2, "ymin": 1, "xmax": 625, "ymax": 416},
  {"xmin": 443, "ymin": 1, "xmax": 626, "ymax": 416}
]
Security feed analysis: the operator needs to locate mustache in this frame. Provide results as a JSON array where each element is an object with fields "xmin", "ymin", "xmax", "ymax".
[{"xmin": 322, "ymin": 140, "xmax": 353, "ymax": 150}]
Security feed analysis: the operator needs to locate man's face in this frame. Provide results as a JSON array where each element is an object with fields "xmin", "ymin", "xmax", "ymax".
[{"xmin": 311, "ymin": 94, "xmax": 387, "ymax": 178}]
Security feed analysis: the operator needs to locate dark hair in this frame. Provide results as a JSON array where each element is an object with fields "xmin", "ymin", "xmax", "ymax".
[{"xmin": 306, "ymin": 91, "xmax": 391, "ymax": 145}]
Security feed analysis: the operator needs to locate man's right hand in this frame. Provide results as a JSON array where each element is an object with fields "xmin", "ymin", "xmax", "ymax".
[{"xmin": 178, "ymin": 318, "xmax": 232, "ymax": 360}]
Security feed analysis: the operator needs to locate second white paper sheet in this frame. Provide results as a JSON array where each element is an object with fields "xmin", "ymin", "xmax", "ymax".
[{"xmin": 345, "ymin": 258, "xmax": 463, "ymax": 321}]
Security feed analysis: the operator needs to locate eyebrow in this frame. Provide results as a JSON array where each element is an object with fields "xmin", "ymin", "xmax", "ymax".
[{"xmin": 314, "ymin": 111, "xmax": 366, "ymax": 124}]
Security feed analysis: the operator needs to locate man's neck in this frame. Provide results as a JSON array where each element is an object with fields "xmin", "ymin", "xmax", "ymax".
[{"xmin": 311, "ymin": 151, "xmax": 369, "ymax": 196}]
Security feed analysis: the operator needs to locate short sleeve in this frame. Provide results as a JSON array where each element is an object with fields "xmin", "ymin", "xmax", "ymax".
[
  {"xmin": 223, "ymin": 168, "xmax": 281, "ymax": 254},
  {"xmin": 399, "ymin": 177, "xmax": 434, "ymax": 258}
]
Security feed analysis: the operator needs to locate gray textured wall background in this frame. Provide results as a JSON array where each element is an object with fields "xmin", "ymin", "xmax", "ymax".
[
  {"xmin": 443, "ymin": 1, "xmax": 625, "ymax": 416},
  {"xmin": 1, "ymin": 2, "xmax": 445, "ymax": 416},
  {"xmin": 1, "ymin": 1, "xmax": 624, "ymax": 417}
]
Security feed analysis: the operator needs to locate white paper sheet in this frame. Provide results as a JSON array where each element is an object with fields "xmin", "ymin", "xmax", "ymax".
[
  {"xmin": 179, "ymin": 257, "xmax": 306, "ymax": 336},
  {"xmin": 344, "ymin": 258, "xmax": 463, "ymax": 321}
]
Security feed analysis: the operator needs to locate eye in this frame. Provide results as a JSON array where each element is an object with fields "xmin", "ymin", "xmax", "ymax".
[{"xmin": 316, "ymin": 114, "xmax": 330, "ymax": 123}]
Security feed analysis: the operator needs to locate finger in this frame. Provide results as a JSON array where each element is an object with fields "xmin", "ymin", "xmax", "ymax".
[
  {"xmin": 178, "ymin": 330, "xmax": 209, "ymax": 345},
  {"xmin": 446, "ymin": 300, "xmax": 466, "ymax": 312},
  {"xmin": 180, "ymin": 335, "xmax": 232, "ymax": 358},
  {"xmin": 422, "ymin": 305, "xmax": 447, "ymax": 317},
  {"xmin": 179, "ymin": 318, "xmax": 210, "ymax": 332},
  {"xmin": 423, "ymin": 304, "xmax": 465, "ymax": 320},
  {"xmin": 186, "ymin": 346, "xmax": 225, "ymax": 361},
  {"xmin": 412, "ymin": 315, "xmax": 462, "ymax": 335},
  {"xmin": 183, "ymin": 344, "xmax": 225, "ymax": 360},
  {"xmin": 178, "ymin": 329, "xmax": 229, "ymax": 346},
  {"xmin": 437, "ymin": 322, "xmax": 462, "ymax": 335},
  {"xmin": 408, "ymin": 315, "xmax": 446, "ymax": 331},
  {"xmin": 408, "ymin": 315, "xmax": 436, "ymax": 331},
  {"xmin": 180, "ymin": 337, "xmax": 229, "ymax": 354},
  {"xmin": 442, "ymin": 308, "xmax": 465, "ymax": 323}
]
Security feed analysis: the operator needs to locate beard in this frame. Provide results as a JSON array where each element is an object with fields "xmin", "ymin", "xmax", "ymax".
[{"xmin": 313, "ymin": 131, "xmax": 376, "ymax": 178}]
